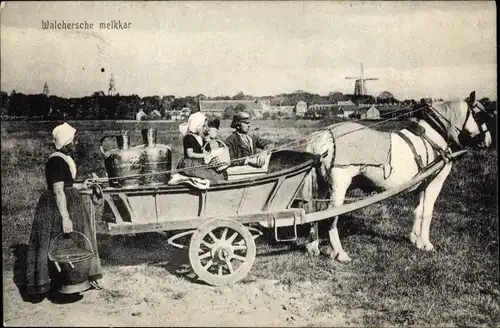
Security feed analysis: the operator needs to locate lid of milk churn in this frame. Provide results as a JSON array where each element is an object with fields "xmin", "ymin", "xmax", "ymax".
[{"xmin": 142, "ymin": 128, "xmax": 157, "ymax": 147}]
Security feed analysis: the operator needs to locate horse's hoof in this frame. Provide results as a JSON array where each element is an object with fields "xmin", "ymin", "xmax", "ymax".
[
  {"xmin": 305, "ymin": 240, "xmax": 320, "ymax": 257},
  {"xmin": 409, "ymin": 232, "xmax": 419, "ymax": 245},
  {"xmin": 336, "ymin": 251, "xmax": 352, "ymax": 263},
  {"xmin": 423, "ymin": 242, "xmax": 434, "ymax": 251},
  {"xmin": 416, "ymin": 240, "xmax": 434, "ymax": 251}
]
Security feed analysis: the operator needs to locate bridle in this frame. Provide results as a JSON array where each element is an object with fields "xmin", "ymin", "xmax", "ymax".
[
  {"xmin": 423, "ymin": 100, "xmax": 491, "ymax": 149},
  {"xmin": 465, "ymin": 101, "xmax": 491, "ymax": 137}
]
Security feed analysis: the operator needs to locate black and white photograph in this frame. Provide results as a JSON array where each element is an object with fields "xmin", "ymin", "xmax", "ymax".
[{"xmin": 1, "ymin": 1, "xmax": 498, "ymax": 326}]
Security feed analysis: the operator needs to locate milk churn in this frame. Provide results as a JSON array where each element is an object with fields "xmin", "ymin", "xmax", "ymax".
[
  {"xmin": 100, "ymin": 131, "xmax": 143, "ymax": 187},
  {"xmin": 139, "ymin": 128, "xmax": 172, "ymax": 185},
  {"xmin": 100, "ymin": 128, "xmax": 172, "ymax": 187}
]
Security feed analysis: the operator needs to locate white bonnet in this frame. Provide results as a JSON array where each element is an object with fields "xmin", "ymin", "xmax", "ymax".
[
  {"xmin": 52, "ymin": 123, "xmax": 76, "ymax": 150},
  {"xmin": 187, "ymin": 112, "xmax": 207, "ymax": 134}
]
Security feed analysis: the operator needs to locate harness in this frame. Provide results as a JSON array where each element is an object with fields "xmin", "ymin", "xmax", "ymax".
[
  {"xmin": 397, "ymin": 101, "xmax": 489, "ymax": 173},
  {"xmin": 396, "ymin": 121, "xmax": 452, "ymax": 173},
  {"xmin": 395, "ymin": 130, "xmax": 425, "ymax": 171},
  {"xmin": 318, "ymin": 100, "xmax": 489, "ymax": 178}
]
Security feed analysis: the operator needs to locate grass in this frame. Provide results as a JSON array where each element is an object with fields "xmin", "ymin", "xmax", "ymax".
[{"xmin": 2, "ymin": 119, "xmax": 498, "ymax": 326}]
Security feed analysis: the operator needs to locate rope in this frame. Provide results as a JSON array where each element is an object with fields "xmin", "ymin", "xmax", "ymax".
[
  {"xmin": 89, "ymin": 105, "xmax": 431, "ymax": 183},
  {"xmin": 272, "ymin": 105, "xmax": 430, "ymax": 151}
]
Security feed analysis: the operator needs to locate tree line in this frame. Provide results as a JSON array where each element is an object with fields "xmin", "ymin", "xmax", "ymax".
[{"xmin": 0, "ymin": 89, "xmax": 494, "ymax": 120}]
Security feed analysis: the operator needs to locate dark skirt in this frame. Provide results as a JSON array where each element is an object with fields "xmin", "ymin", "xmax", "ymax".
[
  {"xmin": 25, "ymin": 187, "xmax": 103, "ymax": 296},
  {"xmin": 177, "ymin": 157, "xmax": 227, "ymax": 181}
]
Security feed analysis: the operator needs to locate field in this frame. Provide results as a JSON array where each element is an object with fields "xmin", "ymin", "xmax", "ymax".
[{"xmin": 2, "ymin": 119, "xmax": 499, "ymax": 327}]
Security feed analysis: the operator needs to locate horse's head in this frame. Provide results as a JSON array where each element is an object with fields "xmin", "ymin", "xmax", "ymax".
[
  {"xmin": 431, "ymin": 91, "xmax": 492, "ymax": 149},
  {"xmin": 460, "ymin": 91, "xmax": 492, "ymax": 148}
]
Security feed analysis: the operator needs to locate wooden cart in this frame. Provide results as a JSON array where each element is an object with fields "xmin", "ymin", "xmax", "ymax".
[{"xmin": 81, "ymin": 149, "xmax": 467, "ymax": 286}]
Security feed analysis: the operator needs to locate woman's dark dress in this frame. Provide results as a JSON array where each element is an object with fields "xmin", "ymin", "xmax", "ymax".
[
  {"xmin": 177, "ymin": 134, "xmax": 227, "ymax": 181},
  {"xmin": 25, "ymin": 156, "xmax": 103, "ymax": 296}
]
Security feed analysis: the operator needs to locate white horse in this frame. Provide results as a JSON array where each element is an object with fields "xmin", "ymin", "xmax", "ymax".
[{"xmin": 302, "ymin": 91, "xmax": 492, "ymax": 262}]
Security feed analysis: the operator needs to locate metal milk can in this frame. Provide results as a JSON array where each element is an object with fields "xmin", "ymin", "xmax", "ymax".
[
  {"xmin": 139, "ymin": 128, "xmax": 172, "ymax": 185},
  {"xmin": 100, "ymin": 128, "xmax": 172, "ymax": 187},
  {"xmin": 100, "ymin": 131, "xmax": 143, "ymax": 187}
]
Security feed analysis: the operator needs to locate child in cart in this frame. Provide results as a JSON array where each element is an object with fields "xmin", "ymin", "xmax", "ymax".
[
  {"xmin": 173, "ymin": 112, "xmax": 227, "ymax": 182},
  {"xmin": 204, "ymin": 118, "xmax": 230, "ymax": 176}
]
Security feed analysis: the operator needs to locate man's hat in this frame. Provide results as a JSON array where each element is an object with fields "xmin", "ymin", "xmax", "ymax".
[{"xmin": 231, "ymin": 111, "xmax": 251, "ymax": 128}]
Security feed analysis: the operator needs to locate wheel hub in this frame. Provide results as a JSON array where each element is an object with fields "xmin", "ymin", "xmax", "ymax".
[{"xmin": 211, "ymin": 243, "xmax": 233, "ymax": 262}]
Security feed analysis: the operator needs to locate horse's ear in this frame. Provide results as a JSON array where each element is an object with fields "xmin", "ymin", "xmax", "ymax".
[{"xmin": 469, "ymin": 91, "xmax": 476, "ymax": 103}]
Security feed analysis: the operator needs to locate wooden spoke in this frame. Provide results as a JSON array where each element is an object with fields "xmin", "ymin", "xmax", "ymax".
[
  {"xmin": 225, "ymin": 260, "xmax": 234, "ymax": 274},
  {"xmin": 199, "ymin": 252, "xmax": 211, "ymax": 260},
  {"xmin": 227, "ymin": 232, "xmax": 239, "ymax": 244},
  {"xmin": 201, "ymin": 240, "xmax": 213, "ymax": 249},
  {"xmin": 189, "ymin": 219, "xmax": 257, "ymax": 286},
  {"xmin": 220, "ymin": 228, "xmax": 228, "ymax": 241},
  {"xmin": 208, "ymin": 231, "xmax": 218, "ymax": 242},
  {"xmin": 232, "ymin": 254, "xmax": 246, "ymax": 262},
  {"xmin": 203, "ymin": 260, "xmax": 214, "ymax": 270},
  {"xmin": 234, "ymin": 239, "xmax": 245, "ymax": 246}
]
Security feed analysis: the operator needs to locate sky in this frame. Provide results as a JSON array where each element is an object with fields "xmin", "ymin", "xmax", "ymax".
[{"xmin": 0, "ymin": 1, "xmax": 497, "ymax": 100}]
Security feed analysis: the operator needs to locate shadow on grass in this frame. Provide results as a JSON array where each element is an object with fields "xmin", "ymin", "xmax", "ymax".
[
  {"xmin": 9, "ymin": 243, "xmax": 33, "ymax": 302},
  {"xmin": 96, "ymin": 232, "xmax": 197, "ymax": 283},
  {"xmin": 9, "ymin": 243, "xmax": 91, "ymax": 304},
  {"xmin": 339, "ymin": 213, "xmax": 410, "ymax": 244}
]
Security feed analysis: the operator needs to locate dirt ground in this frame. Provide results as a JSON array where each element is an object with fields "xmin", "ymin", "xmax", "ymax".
[
  {"xmin": 3, "ymin": 265, "xmax": 354, "ymax": 327},
  {"xmin": 3, "ymin": 233, "xmax": 358, "ymax": 327}
]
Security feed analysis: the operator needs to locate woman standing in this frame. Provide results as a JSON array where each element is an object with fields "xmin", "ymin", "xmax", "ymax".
[{"xmin": 25, "ymin": 123, "xmax": 102, "ymax": 300}]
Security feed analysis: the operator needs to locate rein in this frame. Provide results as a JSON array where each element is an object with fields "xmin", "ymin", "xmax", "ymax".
[{"xmin": 424, "ymin": 101, "xmax": 489, "ymax": 149}]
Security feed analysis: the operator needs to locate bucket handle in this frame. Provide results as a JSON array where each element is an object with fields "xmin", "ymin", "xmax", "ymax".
[
  {"xmin": 48, "ymin": 231, "xmax": 94, "ymax": 272},
  {"xmin": 202, "ymin": 139, "xmax": 229, "ymax": 156}
]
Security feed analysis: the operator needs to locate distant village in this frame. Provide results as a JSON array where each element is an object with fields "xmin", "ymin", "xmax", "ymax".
[
  {"xmin": 140, "ymin": 64, "xmax": 419, "ymax": 122},
  {"xmin": 1, "ymin": 65, "xmax": 496, "ymax": 121}
]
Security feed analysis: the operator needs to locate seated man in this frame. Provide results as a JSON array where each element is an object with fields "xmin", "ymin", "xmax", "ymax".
[{"xmin": 225, "ymin": 111, "xmax": 274, "ymax": 169}]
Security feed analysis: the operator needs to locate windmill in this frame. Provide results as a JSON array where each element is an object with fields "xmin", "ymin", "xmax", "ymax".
[{"xmin": 345, "ymin": 63, "xmax": 378, "ymax": 96}]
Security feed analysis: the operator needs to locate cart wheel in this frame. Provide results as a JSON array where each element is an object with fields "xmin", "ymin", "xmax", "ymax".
[{"xmin": 189, "ymin": 218, "xmax": 256, "ymax": 286}]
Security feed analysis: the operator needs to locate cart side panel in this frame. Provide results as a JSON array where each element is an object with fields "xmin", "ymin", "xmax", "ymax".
[
  {"xmin": 203, "ymin": 188, "xmax": 241, "ymax": 216},
  {"xmin": 126, "ymin": 194, "xmax": 157, "ymax": 223},
  {"xmin": 156, "ymin": 192, "xmax": 200, "ymax": 221},
  {"xmin": 268, "ymin": 170, "xmax": 310, "ymax": 211},
  {"xmin": 226, "ymin": 182, "xmax": 276, "ymax": 215}
]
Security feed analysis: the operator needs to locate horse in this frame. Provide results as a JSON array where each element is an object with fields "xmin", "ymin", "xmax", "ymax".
[{"xmin": 301, "ymin": 91, "xmax": 492, "ymax": 262}]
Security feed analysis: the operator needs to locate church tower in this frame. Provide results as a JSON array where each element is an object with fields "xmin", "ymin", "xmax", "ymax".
[
  {"xmin": 43, "ymin": 82, "xmax": 49, "ymax": 96},
  {"xmin": 108, "ymin": 74, "xmax": 116, "ymax": 96}
]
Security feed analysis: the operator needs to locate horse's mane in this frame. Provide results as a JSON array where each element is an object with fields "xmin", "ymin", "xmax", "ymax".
[{"xmin": 431, "ymin": 100, "xmax": 468, "ymax": 128}]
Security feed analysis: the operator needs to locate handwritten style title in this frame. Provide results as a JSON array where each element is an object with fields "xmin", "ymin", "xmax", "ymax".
[{"xmin": 41, "ymin": 20, "xmax": 132, "ymax": 30}]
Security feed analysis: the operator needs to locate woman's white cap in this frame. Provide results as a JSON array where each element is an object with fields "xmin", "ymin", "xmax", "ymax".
[
  {"xmin": 52, "ymin": 123, "xmax": 76, "ymax": 150},
  {"xmin": 187, "ymin": 112, "xmax": 207, "ymax": 134}
]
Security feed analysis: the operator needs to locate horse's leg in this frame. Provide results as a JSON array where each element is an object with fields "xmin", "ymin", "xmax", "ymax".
[
  {"xmin": 415, "ymin": 162, "xmax": 452, "ymax": 251},
  {"xmin": 305, "ymin": 222, "xmax": 320, "ymax": 256},
  {"xmin": 327, "ymin": 170, "xmax": 352, "ymax": 262},
  {"xmin": 410, "ymin": 190, "xmax": 425, "ymax": 245},
  {"xmin": 305, "ymin": 167, "xmax": 325, "ymax": 257}
]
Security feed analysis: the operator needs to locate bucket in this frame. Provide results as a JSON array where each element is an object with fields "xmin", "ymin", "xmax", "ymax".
[
  {"xmin": 48, "ymin": 231, "xmax": 94, "ymax": 294},
  {"xmin": 203, "ymin": 139, "xmax": 231, "ymax": 172}
]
